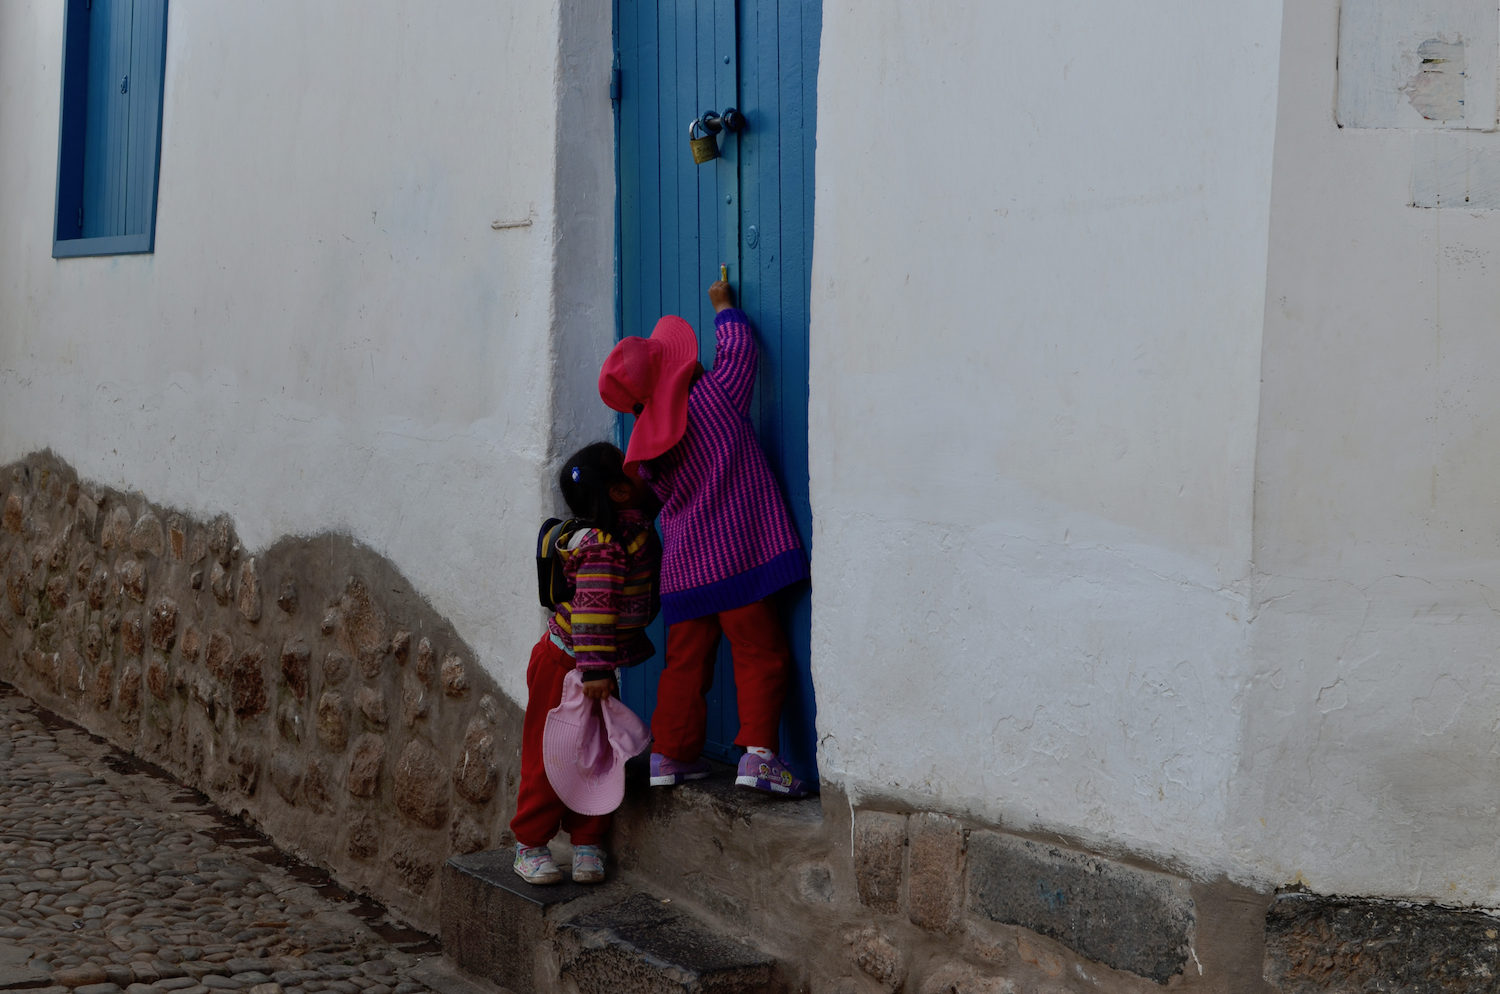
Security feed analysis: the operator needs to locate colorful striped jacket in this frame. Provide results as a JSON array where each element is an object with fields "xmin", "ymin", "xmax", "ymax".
[
  {"xmin": 546, "ymin": 509, "xmax": 662, "ymax": 671},
  {"xmin": 639, "ymin": 308, "xmax": 808, "ymax": 624}
]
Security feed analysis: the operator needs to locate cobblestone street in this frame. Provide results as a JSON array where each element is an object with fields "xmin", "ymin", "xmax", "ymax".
[{"xmin": 0, "ymin": 685, "xmax": 453, "ymax": 994}]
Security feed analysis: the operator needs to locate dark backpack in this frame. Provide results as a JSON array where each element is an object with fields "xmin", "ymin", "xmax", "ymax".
[{"xmin": 536, "ymin": 517, "xmax": 584, "ymax": 609}]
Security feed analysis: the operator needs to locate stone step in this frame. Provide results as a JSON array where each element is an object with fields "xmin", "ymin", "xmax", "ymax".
[
  {"xmin": 610, "ymin": 756, "xmax": 826, "ymax": 939},
  {"xmin": 441, "ymin": 849, "xmax": 779, "ymax": 994}
]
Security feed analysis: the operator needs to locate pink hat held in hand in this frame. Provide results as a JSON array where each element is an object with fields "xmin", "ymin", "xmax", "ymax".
[
  {"xmin": 543, "ymin": 669, "xmax": 652, "ymax": 816},
  {"xmin": 598, "ymin": 316, "xmax": 699, "ymax": 476}
]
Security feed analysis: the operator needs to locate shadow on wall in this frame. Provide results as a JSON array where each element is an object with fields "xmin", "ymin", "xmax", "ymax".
[{"xmin": 0, "ymin": 450, "xmax": 524, "ymax": 932}]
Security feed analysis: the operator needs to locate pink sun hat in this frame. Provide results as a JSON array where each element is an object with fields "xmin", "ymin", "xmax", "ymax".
[
  {"xmin": 543, "ymin": 669, "xmax": 652, "ymax": 816},
  {"xmin": 598, "ymin": 316, "xmax": 699, "ymax": 476}
]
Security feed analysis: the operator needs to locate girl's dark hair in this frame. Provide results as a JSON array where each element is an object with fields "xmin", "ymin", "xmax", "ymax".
[{"xmin": 559, "ymin": 441, "xmax": 630, "ymax": 536}]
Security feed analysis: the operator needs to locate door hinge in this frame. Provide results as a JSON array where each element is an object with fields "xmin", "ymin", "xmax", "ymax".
[
  {"xmin": 120, "ymin": 75, "xmax": 129, "ymax": 94},
  {"xmin": 77, "ymin": 207, "xmax": 83, "ymax": 229},
  {"xmin": 609, "ymin": 67, "xmax": 621, "ymax": 102}
]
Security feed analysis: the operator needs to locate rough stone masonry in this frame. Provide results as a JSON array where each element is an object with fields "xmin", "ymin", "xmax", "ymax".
[{"xmin": 0, "ymin": 452, "xmax": 526, "ymax": 932}]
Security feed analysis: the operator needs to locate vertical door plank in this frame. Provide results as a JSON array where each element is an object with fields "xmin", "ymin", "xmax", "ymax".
[
  {"xmin": 83, "ymin": 0, "xmax": 133, "ymax": 238},
  {"xmin": 125, "ymin": 0, "xmax": 166, "ymax": 240}
]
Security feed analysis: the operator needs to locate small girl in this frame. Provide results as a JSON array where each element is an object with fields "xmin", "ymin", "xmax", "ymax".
[
  {"xmin": 598, "ymin": 280, "xmax": 811, "ymax": 797},
  {"xmin": 509, "ymin": 441, "xmax": 660, "ymax": 885}
]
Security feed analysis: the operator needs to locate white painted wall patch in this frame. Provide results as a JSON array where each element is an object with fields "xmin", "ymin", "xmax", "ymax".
[
  {"xmin": 1336, "ymin": 0, "xmax": 1497, "ymax": 130},
  {"xmin": 1411, "ymin": 132, "xmax": 1500, "ymax": 206}
]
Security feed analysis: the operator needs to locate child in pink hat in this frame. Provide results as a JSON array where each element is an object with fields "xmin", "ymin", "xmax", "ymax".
[
  {"xmin": 509, "ymin": 442, "xmax": 661, "ymax": 885},
  {"xmin": 598, "ymin": 280, "xmax": 811, "ymax": 797}
]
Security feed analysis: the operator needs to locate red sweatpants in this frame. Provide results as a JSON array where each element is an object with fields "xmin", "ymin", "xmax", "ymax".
[
  {"xmin": 652, "ymin": 598, "xmax": 791, "ymax": 761},
  {"xmin": 509, "ymin": 635, "xmax": 611, "ymax": 849}
]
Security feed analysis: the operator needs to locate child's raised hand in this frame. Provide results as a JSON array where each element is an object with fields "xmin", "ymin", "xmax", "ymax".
[
  {"xmin": 580, "ymin": 674, "xmax": 617, "ymax": 700},
  {"xmin": 709, "ymin": 280, "xmax": 735, "ymax": 313}
]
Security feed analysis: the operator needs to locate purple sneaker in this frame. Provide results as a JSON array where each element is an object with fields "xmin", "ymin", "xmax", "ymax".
[
  {"xmin": 735, "ymin": 753, "xmax": 811, "ymax": 797},
  {"xmin": 649, "ymin": 753, "xmax": 712, "ymax": 786}
]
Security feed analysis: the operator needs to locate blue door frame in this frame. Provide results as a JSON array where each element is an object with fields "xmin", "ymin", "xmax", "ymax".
[{"xmin": 613, "ymin": 0, "xmax": 821, "ymax": 785}]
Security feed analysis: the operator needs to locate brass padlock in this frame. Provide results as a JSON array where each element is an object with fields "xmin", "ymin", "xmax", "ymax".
[{"xmin": 689, "ymin": 118, "xmax": 718, "ymax": 164}]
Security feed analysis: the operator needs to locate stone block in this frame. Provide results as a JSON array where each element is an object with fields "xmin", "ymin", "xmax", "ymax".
[
  {"xmin": 60, "ymin": 649, "xmax": 85, "ymax": 696},
  {"xmin": 453, "ymin": 719, "xmax": 498, "ymax": 803},
  {"xmin": 394, "ymin": 739, "xmax": 450, "ymax": 828},
  {"xmin": 46, "ymin": 523, "xmax": 72, "ymax": 570},
  {"xmin": 854, "ymin": 810, "xmax": 907, "ymax": 914},
  {"xmin": 356, "ymin": 687, "xmax": 387, "ymax": 730},
  {"xmin": 86, "ymin": 565, "xmax": 109, "ymax": 609},
  {"xmin": 401, "ymin": 676, "xmax": 429, "ymax": 729},
  {"xmin": 121, "ymin": 611, "xmax": 145, "ymax": 656},
  {"xmin": 231, "ymin": 645, "xmax": 268, "ymax": 718},
  {"xmin": 304, "ymin": 758, "xmax": 332, "ymax": 813},
  {"xmin": 228, "ymin": 742, "xmax": 259, "ymax": 795},
  {"xmin": 966, "ymin": 831, "xmax": 1194, "ymax": 984},
  {"xmin": 279, "ymin": 640, "xmax": 310, "ymax": 699},
  {"xmin": 1266, "ymin": 894, "xmax": 1500, "ymax": 993},
  {"xmin": 208, "ymin": 516, "xmax": 234, "ymax": 565},
  {"xmin": 440, "ymin": 655, "xmax": 468, "ymax": 697},
  {"xmin": 118, "ymin": 663, "xmax": 142, "ymax": 715},
  {"xmin": 180, "ymin": 624, "xmax": 201, "ymax": 661},
  {"xmin": 168, "ymin": 514, "xmax": 187, "ymax": 559},
  {"xmin": 75, "ymin": 491, "xmax": 98, "ymax": 536},
  {"xmin": 91, "ymin": 660, "xmax": 114, "ymax": 709},
  {"xmin": 347, "ymin": 734, "xmax": 385, "ymax": 797},
  {"xmin": 237, "ymin": 558, "xmax": 261, "ymax": 623},
  {"xmin": 146, "ymin": 657, "xmax": 170, "ymax": 702},
  {"xmin": 448, "ymin": 813, "xmax": 489, "ymax": 855},
  {"xmin": 415, "ymin": 638, "xmax": 435, "ymax": 685},
  {"xmin": 149, "ymin": 598, "xmax": 177, "ymax": 651},
  {"xmin": 270, "ymin": 751, "xmax": 303, "ymax": 805},
  {"xmin": 441, "ymin": 850, "xmax": 600, "ymax": 994},
  {"xmin": 347, "ymin": 815, "xmax": 380, "ymax": 859},
  {"xmin": 5, "ymin": 564, "xmax": 26, "ymax": 615},
  {"xmin": 4, "ymin": 493, "xmax": 24, "ymax": 534},
  {"xmin": 316, "ymin": 693, "xmax": 348, "ymax": 751},
  {"xmin": 118, "ymin": 560, "xmax": 147, "ymax": 603},
  {"xmin": 209, "ymin": 562, "xmax": 230, "ymax": 606},
  {"xmin": 101, "ymin": 505, "xmax": 131, "ymax": 549},
  {"xmin": 276, "ymin": 703, "xmax": 302, "ymax": 744},
  {"xmin": 845, "ymin": 927, "xmax": 905, "ymax": 993},
  {"xmin": 275, "ymin": 581, "xmax": 297, "ymax": 614},
  {"xmin": 389, "ymin": 832, "xmax": 438, "ymax": 894},
  {"xmin": 129, "ymin": 514, "xmax": 164, "ymax": 557},
  {"xmin": 46, "ymin": 574, "xmax": 69, "ymax": 609},
  {"xmin": 322, "ymin": 652, "xmax": 351, "ymax": 687},
  {"xmin": 391, "ymin": 630, "xmax": 411, "ymax": 664},
  {"xmin": 907, "ymin": 812, "xmax": 965, "ymax": 934},
  {"xmin": 336, "ymin": 577, "xmax": 387, "ymax": 666},
  {"xmin": 205, "ymin": 631, "xmax": 234, "ymax": 680}
]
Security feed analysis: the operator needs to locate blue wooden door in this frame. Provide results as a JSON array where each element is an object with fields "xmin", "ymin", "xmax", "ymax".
[
  {"xmin": 615, "ymin": 0, "xmax": 821, "ymax": 785},
  {"xmin": 79, "ymin": 0, "xmax": 167, "ymax": 241}
]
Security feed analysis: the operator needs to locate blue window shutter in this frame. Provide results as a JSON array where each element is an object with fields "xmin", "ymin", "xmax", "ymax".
[
  {"xmin": 125, "ymin": 0, "xmax": 167, "ymax": 243},
  {"xmin": 54, "ymin": 0, "xmax": 167, "ymax": 257},
  {"xmin": 81, "ymin": 0, "xmax": 133, "ymax": 238}
]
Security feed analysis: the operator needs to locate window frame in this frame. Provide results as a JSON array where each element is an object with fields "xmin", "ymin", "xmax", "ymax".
[{"xmin": 52, "ymin": 0, "xmax": 169, "ymax": 259}]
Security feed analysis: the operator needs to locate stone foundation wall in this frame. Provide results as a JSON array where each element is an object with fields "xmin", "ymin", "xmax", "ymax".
[{"xmin": 0, "ymin": 451, "xmax": 525, "ymax": 932}]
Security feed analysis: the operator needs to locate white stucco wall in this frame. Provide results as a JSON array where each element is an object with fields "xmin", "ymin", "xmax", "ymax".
[
  {"xmin": 1236, "ymin": 0, "xmax": 1500, "ymax": 905},
  {"xmin": 0, "ymin": 0, "xmax": 617, "ymax": 707},
  {"xmin": 809, "ymin": 2, "xmax": 1284, "ymax": 881}
]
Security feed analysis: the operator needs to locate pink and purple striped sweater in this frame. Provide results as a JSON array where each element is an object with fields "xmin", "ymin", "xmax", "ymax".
[{"xmin": 638, "ymin": 308, "xmax": 808, "ymax": 624}]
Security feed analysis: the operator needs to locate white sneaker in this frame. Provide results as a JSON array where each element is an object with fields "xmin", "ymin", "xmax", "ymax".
[
  {"xmin": 572, "ymin": 844, "xmax": 606, "ymax": 884},
  {"xmin": 513, "ymin": 844, "xmax": 563, "ymax": 885}
]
